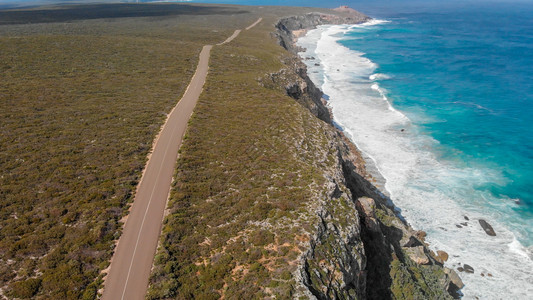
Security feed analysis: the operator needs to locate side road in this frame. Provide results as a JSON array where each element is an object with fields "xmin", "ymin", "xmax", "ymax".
[{"xmin": 102, "ymin": 18, "xmax": 262, "ymax": 300}]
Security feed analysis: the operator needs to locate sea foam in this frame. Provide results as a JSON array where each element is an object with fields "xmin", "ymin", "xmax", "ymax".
[{"xmin": 297, "ymin": 23, "xmax": 533, "ymax": 299}]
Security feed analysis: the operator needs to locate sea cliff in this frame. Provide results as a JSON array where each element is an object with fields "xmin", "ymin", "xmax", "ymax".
[
  {"xmin": 270, "ymin": 8, "xmax": 464, "ymax": 299},
  {"xmin": 0, "ymin": 3, "xmax": 464, "ymax": 299},
  {"xmin": 142, "ymin": 5, "xmax": 465, "ymax": 299}
]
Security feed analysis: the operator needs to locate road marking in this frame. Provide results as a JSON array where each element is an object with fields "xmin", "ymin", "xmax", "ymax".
[{"xmin": 120, "ymin": 116, "xmax": 180, "ymax": 300}]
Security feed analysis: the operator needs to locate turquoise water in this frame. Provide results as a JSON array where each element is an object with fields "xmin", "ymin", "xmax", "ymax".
[
  {"xmin": 294, "ymin": 1, "xmax": 533, "ymax": 297},
  {"xmin": 3, "ymin": 0, "xmax": 531, "ymax": 296},
  {"xmin": 340, "ymin": 3, "xmax": 533, "ymax": 242},
  {"xmin": 187, "ymin": 1, "xmax": 533, "ymax": 295}
]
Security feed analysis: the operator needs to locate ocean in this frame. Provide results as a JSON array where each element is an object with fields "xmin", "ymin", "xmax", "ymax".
[
  {"xmin": 3, "ymin": 0, "xmax": 530, "ymax": 297},
  {"xmin": 191, "ymin": 0, "xmax": 533, "ymax": 297},
  {"xmin": 194, "ymin": 0, "xmax": 533, "ymax": 297},
  {"xmin": 293, "ymin": 1, "xmax": 533, "ymax": 298}
]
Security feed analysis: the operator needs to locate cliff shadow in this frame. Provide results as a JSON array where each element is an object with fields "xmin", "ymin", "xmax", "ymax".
[{"xmin": 342, "ymin": 158, "xmax": 404, "ymax": 299}]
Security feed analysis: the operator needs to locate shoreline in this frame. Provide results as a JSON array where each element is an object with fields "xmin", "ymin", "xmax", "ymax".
[
  {"xmin": 274, "ymin": 9, "xmax": 465, "ymax": 298},
  {"xmin": 295, "ymin": 19, "xmax": 533, "ymax": 299}
]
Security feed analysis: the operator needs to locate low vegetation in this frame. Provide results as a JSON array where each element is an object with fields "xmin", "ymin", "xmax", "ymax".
[
  {"xmin": 0, "ymin": 3, "xmax": 258, "ymax": 298},
  {"xmin": 1, "ymin": 3, "xmax": 454, "ymax": 299},
  {"xmin": 147, "ymin": 17, "xmax": 343, "ymax": 299}
]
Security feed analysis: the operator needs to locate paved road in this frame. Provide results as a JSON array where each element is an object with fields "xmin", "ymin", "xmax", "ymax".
[
  {"xmin": 217, "ymin": 29, "xmax": 241, "ymax": 45},
  {"xmin": 102, "ymin": 17, "xmax": 262, "ymax": 300},
  {"xmin": 102, "ymin": 45, "xmax": 212, "ymax": 300},
  {"xmin": 246, "ymin": 17, "xmax": 262, "ymax": 30}
]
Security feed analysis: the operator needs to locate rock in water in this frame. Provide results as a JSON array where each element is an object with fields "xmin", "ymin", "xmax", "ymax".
[
  {"xmin": 437, "ymin": 250, "xmax": 449, "ymax": 263},
  {"xmin": 444, "ymin": 267, "xmax": 465, "ymax": 289},
  {"xmin": 463, "ymin": 264, "xmax": 475, "ymax": 273},
  {"xmin": 415, "ymin": 230, "xmax": 427, "ymax": 241},
  {"xmin": 478, "ymin": 219, "xmax": 496, "ymax": 236}
]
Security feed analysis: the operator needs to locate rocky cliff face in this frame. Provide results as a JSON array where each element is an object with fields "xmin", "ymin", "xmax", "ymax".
[
  {"xmin": 274, "ymin": 12, "xmax": 370, "ymax": 53},
  {"xmin": 270, "ymin": 9, "xmax": 464, "ymax": 299}
]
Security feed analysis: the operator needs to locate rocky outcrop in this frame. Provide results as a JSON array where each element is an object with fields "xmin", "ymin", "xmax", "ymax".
[
  {"xmin": 271, "ymin": 9, "xmax": 369, "ymax": 125},
  {"xmin": 479, "ymin": 219, "xmax": 496, "ymax": 236},
  {"xmin": 271, "ymin": 8, "xmax": 463, "ymax": 299},
  {"xmin": 298, "ymin": 186, "xmax": 367, "ymax": 299},
  {"xmin": 260, "ymin": 56, "xmax": 331, "ymax": 123},
  {"xmin": 274, "ymin": 11, "xmax": 370, "ymax": 53}
]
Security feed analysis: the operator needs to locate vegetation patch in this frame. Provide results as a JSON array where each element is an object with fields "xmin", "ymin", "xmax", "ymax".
[
  {"xmin": 147, "ymin": 16, "xmax": 347, "ymax": 299},
  {"xmin": 0, "ymin": 4, "xmax": 259, "ymax": 298}
]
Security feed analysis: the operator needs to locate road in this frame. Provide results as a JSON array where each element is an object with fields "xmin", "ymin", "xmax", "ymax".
[
  {"xmin": 101, "ymin": 45, "xmax": 212, "ymax": 300},
  {"xmin": 246, "ymin": 17, "xmax": 263, "ymax": 30},
  {"xmin": 217, "ymin": 29, "xmax": 241, "ymax": 45},
  {"xmin": 102, "ymin": 18, "xmax": 261, "ymax": 300}
]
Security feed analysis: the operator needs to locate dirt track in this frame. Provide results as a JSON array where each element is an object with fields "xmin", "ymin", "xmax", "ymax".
[{"xmin": 102, "ymin": 18, "xmax": 262, "ymax": 300}]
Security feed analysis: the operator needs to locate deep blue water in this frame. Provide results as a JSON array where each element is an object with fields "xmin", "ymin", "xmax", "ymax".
[
  {"xmin": 292, "ymin": 1, "xmax": 533, "ymax": 296},
  {"xmin": 352, "ymin": 3, "xmax": 533, "ymax": 234},
  {"xmin": 339, "ymin": 3, "xmax": 533, "ymax": 225}
]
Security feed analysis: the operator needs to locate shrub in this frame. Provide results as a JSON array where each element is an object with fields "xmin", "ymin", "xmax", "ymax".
[{"xmin": 9, "ymin": 278, "xmax": 41, "ymax": 299}]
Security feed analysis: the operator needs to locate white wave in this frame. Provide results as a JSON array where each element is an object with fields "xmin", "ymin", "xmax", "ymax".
[
  {"xmin": 297, "ymin": 25, "xmax": 533, "ymax": 299},
  {"xmin": 350, "ymin": 19, "xmax": 391, "ymax": 28},
  {"xmin": 369, "ymin": 73, "xmax": 391, "ymax": 81}
]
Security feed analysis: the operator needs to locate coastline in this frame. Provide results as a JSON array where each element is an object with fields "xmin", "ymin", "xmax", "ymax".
[
  {"xmin": 273, "ymin": 9, "xmax": 464, "ymax": 298},
  {"xmin": 293, "ymin": 17, "xmax": 533, "ymax": 299}
]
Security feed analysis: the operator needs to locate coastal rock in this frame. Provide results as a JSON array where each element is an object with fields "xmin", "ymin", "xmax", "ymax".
[
  {"xmin": 437, "ymin": 250, "xmax": 449, "ymax": 263},
  {"xmin": 444, "ymin": 268, "xmax": 464, "ymax": 289},
  {"xmin": 400, "ymin": 235, "xmax": 423, "ymax": 248},
  {"xmin": 299, "ymin": 186, "xmax": 367, "ymax": 299},
  {"xmin": 356, "ymin": 197, "xmax": 381, "ymax": 233},
  {"xmin": 274, "ymin": 11, "xmax": 370, "ymax": 52},
  {"xmin": 261, "ymin": 58, "xmax": 332, "ymax": 123},
  {"xmin": 415, "ymin": 230, "xmax": 427, "ymax": 241},
  {"xmin": 478, "ymin": 219, "xmax": 496, "ymax": 236},
  {"xmin": 405, "ymin": 246, "xmax": 431, "ymax": 265},
  {"xmin": 444, "ymin": 267, "xmax": 464, "ymax": 298},
  {"xmin": 333, "ymin": 5, "xmax": 361, "ymax": 14},
  {"xmin": 463, "ymin": 264, "xmax": 475, "ymax": 273}
]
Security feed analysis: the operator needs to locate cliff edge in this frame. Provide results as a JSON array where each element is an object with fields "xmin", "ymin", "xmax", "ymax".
[
  {"xmin": 268, "ymin": 7, "xmax": 464, "ymax": 299},
  {"xmin": 145, "ymin": 6, "xmax": 463, "ymax": 299}
]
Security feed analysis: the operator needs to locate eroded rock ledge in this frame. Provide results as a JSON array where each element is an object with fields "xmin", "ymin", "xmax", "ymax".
[{"xmin": 270, "ymin": 8, "xmax": 464, "ymax": 299}]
